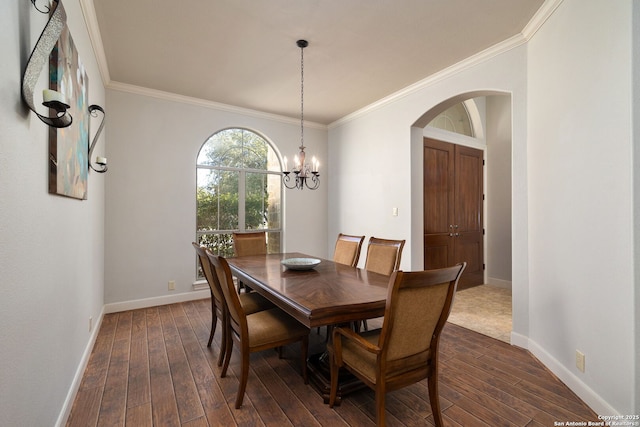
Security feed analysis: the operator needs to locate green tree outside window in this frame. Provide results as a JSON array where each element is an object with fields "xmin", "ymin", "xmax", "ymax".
[{"xmin": 196, "ymin": 129, "xmax": 282, "ymax": 277}]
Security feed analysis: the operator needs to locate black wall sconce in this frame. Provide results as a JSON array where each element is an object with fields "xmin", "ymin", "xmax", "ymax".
[
  {"xmin": 23, "ymin": 0, "xmax": 108, "ymax": 173},
  {"xmin": 22, "ymin": 0, "xmax": 72, "ymax": 128}
]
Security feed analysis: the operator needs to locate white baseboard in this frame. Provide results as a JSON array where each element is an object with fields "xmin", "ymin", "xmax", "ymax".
[
  {"xmin": 55, "ymin": 306, "xmax": 105, "ymax": 427},
  {"xmin": 104, "ymin": 289, "xmax": 211, "ymax": 314},
  {"xmin": 486, "ymin": 277, "xmax": 512, "ymax": 289},
  {"xmin": 511, "ymin": 332, "xmax": 618, "ymax": 416}
]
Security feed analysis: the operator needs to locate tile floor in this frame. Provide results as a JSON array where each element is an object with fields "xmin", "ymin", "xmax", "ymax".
[{"xmin": 447, "ymin": 284, "xmax": 512, "ymax": 343}]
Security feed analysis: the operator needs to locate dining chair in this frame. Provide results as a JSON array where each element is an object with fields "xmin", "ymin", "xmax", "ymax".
[
  {"xmin": 360, "ymin": 236, "xmax": 406, "ymax": 330},
  {"xmin": 232, "ymin": 231, "xmax": 267, "ymax": 256},
  {"xmin": 318, "ymin": 233, "xmax": 367, "ymax": 338},
  {"xmin": 207, "ymin": 252, "xmax": 310, "ymax": 409},
  {"xmin": 328, "ymin": 263, "xmax": 466, "ymax": 427},
  {"xmin": 333, "ymin": 233, "xmax": 365, "ymax": 267},
  {"xmin": 364, "ymin": 236, "xmax": 406, "ymax": 276},
  {"xmin": 192, "ymin": 243, "xmax": 273, "ymax": 366},
  {"xmin": 232, "ymin": 231, "xmax": 267, "ymax": 292}
]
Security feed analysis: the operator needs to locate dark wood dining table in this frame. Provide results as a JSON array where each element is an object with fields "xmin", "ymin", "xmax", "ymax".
[
  {"xmin": 226, "ymin": 252, "xmax": 390, "ymax": 328},
  {"xmin": 226, "ymin": 252, "xmax": 391, "ymax": 401}
]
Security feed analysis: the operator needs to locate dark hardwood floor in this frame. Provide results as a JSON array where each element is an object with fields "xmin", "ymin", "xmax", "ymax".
[{"xmin": 67, "ymin": 299, "xmax": 597, "ymax": 426}]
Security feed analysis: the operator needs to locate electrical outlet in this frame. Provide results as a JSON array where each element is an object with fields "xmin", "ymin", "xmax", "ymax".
[
  {"xmin": 168, "ymin": 280, "xmax": 176, "ymax": 291},
  {"xmin": 576, "ymin": 350, "xmax": 585, "ymax": 372},
  {"xmin": 392, "ymin": 207, "xmax": 398, "ymax": 216},
  {"xmin": 89, "ymin": 316, "xmax": 93, "ymax": 332}
]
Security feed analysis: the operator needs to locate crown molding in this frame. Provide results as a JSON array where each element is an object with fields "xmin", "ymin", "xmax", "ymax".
[
  {"xmin": 329, "ymin": 0, "xmax": 564, "ymax": 129},
  {"xmin": 107, "ymin": 81, "xmax": 327, "ymax": 130},
  {"xmin": 80, "ymin": 0, "xmax": 563, "ymax": 131},
  {"xmin": 79, "ymin": 0, "xmax": 111, "ymax": 86},
  {"xmin": 522, "ymin": 0, "xmax": 564, "ymax": 41}
]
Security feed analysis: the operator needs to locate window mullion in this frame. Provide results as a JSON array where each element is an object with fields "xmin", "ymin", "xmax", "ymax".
[{"xmin": 238, "ymin": 170, "xmax": 246, "ymax": 231}]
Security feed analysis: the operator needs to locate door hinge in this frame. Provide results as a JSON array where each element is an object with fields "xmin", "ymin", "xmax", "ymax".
[
  {"xmin": 483, "ymin": 263, "xmax": 486, "ymax": 270},
  {"xmin": 483, "ymin": 228, "xmax": 485, "ymax": 235},
  {"xmin": 483, "ymin": 194, "xmax": 485, "ymax": 201},
  {"xmin": 483, "ymin": 159, "xmax": 485, "ymax": 166}
]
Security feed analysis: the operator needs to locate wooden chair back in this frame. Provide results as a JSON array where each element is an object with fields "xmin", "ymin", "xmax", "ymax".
[
  {"xmin": 208, "ymin": 253, "xmax": 247, "ymax": 339},
  {"xmin": 379, "ymin": 264, "xmax": 465, "ymax": 371},
  {"xmin": 232, "ymin": 231, "xmax": 267, "ymax": 256},
  {"xmin": 193, "ymin": 242, "xmax": 224, "ymax": 307},
  {"xmin": 364, "ymin": 237, "xmax": 406, "ymax": 276},
  {"xmin": 333, "ymin": 233, "xmax": 365, "ymax": 267}
]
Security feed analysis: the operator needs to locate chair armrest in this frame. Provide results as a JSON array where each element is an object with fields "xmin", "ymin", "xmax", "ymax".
[{"xmin": 332, "ymin": 326, "xmax": 381, "ymax": 367}]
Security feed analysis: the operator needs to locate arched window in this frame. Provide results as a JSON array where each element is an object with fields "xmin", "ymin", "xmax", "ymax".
[
  {"xmin": 428, "ymin": 102, "xmax": 474, "ymax": 137},
  {"xmin": 196, "ymin": 128, "xmax": 282, "ymax": 270}
]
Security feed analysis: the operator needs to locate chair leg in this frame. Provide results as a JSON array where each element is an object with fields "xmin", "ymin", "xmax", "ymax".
[
  {"xmin": 235, "ymin": 349, "xmax": 250, "ymax": 409},
  {"xmin": 207, "ymin": 299, "xmax": 216, "ymax": 347},
  {"xmin": 221, "ymin": 337, "xmax": 233, "ymax": 378},
  {"xmin": 428, "ymin": 371, "xmax": 443, "ymax": 427},
  {"xmin": 301, "ymin": 336, "xmax": 309, "ymax": 384},
  {"xmin": 217, "ymin": 317, "xmax": 226, "ymax": 367},
  {"xmin": 375, "ymin": 384, "xmax": 386, "ymax": 427},
  {"xmin": 329, "ymin": 353, "xmax": 339, "ymax": 407}
]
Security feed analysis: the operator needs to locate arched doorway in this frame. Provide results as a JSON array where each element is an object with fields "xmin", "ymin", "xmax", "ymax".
[{"xmin": 412, "ymin": 92, "xmax": 513, "ymax": 342}]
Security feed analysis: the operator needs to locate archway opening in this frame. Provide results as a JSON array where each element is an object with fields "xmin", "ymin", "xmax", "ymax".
[{"xmin": 412, "ymin": 91, "xmax": 513, "ymax": 342}]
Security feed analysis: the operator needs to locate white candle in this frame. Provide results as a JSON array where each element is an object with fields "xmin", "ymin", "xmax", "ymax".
[
  {"xmin": 43, "ymin": 89, "xmax": 65, "ymax": 104},
  {"xmin": 312, "ymin": 156, "xmax": 317, "ymax": 172},
  {"xmin": 96, "ymin": 156, "xmax": 107, "ymax": 166},
  {"xmin": 316, "ymin": 161, "xmax": 320, "ymax": 173},
  {"xmin": 294, "ymin": 155, "xmax": 299, "ymax": 171},
  {"xmin": 283, "ymin": 156, "xmax": 288, "ymax": 172}
]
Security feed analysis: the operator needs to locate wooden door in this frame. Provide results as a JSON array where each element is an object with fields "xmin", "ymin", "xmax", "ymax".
[{"xmin": 424, "ymin": 138, "xmax": 484, "ymax": 289}]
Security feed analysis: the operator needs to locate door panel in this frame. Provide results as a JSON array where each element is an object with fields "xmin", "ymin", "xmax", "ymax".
[
  {"xmin": 423, "ymin": 141, "xmax": 453, "ymax": 234},
  {"xmin": 423, "ymin": 139, "xmax": 454, "ymax": 271},
  {"xmin": 424, "ymin": 138, "xmax": 484, "ymax": 289}
]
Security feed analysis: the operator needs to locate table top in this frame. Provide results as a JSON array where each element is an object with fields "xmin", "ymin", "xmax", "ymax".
[{"xmin": 226, "ymin": 252, "xmax": 390, "ymax": 328}]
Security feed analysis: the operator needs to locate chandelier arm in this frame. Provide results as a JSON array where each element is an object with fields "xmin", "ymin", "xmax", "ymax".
[
  {"xmin": 283, "ymin": 172, "xmax": 299, "ymax": 189},
  {"xmin": 305, "ymin": 173, "xmax": 320, "ymax": 190}
]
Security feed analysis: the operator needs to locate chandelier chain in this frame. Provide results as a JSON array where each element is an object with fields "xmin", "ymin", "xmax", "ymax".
[{"xmin": 300, "ymin": 43, "xmax": 304, "ymax": 149}]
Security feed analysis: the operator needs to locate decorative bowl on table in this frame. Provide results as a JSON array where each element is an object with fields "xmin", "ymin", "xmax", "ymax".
[{"xmin": 281, "ymin": 257, "xmax": 321, "ymax": 271}]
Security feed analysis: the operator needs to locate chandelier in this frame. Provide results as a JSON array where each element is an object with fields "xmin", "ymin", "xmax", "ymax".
[{"xmin": 282, "ymin": 40, "xmax": 320, "ymax": 190}]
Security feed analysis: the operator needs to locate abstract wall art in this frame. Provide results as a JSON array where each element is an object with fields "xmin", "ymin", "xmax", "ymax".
[{"xmin": 48, "ymin": 24, "xmax": 89, "ymax": 200}]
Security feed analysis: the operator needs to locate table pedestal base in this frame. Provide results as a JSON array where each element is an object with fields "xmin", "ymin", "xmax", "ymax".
[{"xmin": 307, "ymin": 352, "xmax": 365, "ymax": 404}]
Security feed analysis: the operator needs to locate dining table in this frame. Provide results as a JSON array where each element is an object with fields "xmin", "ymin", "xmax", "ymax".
[{"xmin": 226, "ymin": 252, "xmax": 390, "ymax": 402}]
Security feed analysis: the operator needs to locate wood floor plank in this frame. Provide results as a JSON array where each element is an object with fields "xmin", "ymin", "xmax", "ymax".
[
  {"xmin": 97, "ymin": 332, "xmax": 130, "ymax": 427},
  {"xmin": 439, "ymin": 370, "xmax": 532, "ymax": 425},
  {"xmin": 125, "ymin": 403, "xmax": 152, "ymax": 427},
  {"xmin": 79, "ymin": 314, "xmax": 117, "ymax": 390},
  {"xmin": 127, "ymin": 309, "xmax": 150, "ymax": 409},
  {"xmin": 65, "ymin": 383, "xmax": 103, "ymax": 427},
  {"xmin": 439, "ymin": 382, "xmax": 520, "ymax": 427},
  {"xmin": 159, "ymin": 305, "xmax": 205, "ymax": 424},
  {"xmin": 146, "ymin": 307, "xmax": 181, "ymax": 427},
  {"xmin": 264, "ymin": 347, "xmax": 351, "ymax": 426},
  {"xmin": 252, "ymin": 352, "xmax": 320, "ymax": 426},
  {"xmin": 67, "ymin": 299, "xmax": 599, "ymax": 427}
]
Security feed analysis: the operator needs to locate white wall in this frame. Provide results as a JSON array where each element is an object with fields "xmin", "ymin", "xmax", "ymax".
[
  {"xmin": 634, "ymin": 0, "xmax": 640, "ymax": 414},
  {"xmin": 527, "ymin": 0, "xmax": 634, "ymax": 414},
  {"xmin": 486, "ymin": 95, "xmax": 512, "ymax": 285},
  {"xmin": 0, "ymin": 1, "xmax": 106, "ymax": 426},
  {"xmin": 328, "ymin": 0, "xmax": 636, "ymax": 415},
  {"xmin": 329, "ymin": 44, "xmax": 530, "ymax": 332},
  {"xmin": 104, "ymin": 88, "xmax": 328, "ymax": 305}
]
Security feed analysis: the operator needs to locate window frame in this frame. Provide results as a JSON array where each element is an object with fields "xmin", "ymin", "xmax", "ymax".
[{"xmin": 195, "ymin": 128, "xmax": 283, "ymax": 278}]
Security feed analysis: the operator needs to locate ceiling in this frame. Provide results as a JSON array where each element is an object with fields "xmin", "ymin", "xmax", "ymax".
[{"xmin": 92, "ymin": 0, "xmax": 545, "ymax": 125}]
